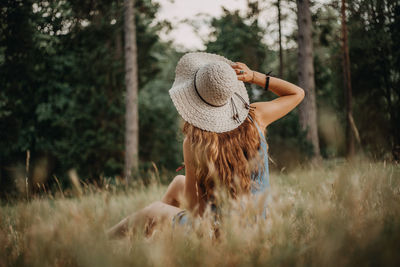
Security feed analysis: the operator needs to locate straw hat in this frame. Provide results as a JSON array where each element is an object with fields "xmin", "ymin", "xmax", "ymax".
[{"xmin": 169, "ymin": 52, "xmax": 252, "ymax": 133}]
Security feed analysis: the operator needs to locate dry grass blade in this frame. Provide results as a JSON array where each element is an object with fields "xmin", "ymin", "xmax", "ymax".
[{"xmin": 0, "ymin": 159, "xmax": 399, "ymax": 267}]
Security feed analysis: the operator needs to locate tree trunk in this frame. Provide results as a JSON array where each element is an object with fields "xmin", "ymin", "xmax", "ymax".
[
  {"xmin": 296, "ymin": 0, "xmax": 321, "ymax": 159},
  {"xmin": 123, "ymin": 0, "xmax": 139, "ymax": 182},
  {"xmin": 277, "ymin": 0, "xmax": 283, "ymax": 78},
  {"xmin": 115, "ymin": 0, "xmax": 123, "ymax": 61},
  {"xmin": 341, "ymin": 0, "xmax": 355, "ymax": 158}
]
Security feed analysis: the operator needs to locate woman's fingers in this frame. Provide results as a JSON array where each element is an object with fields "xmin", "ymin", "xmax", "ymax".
[
  {"xmin": 231, "ymin": 64, "xmax": 240, "ymax": 70},
  {"xmin": 232, "ymin": 62, "xmax": 245, "ymax": 69},
  {"xmin": 237, "ymin": 74, "xmax": 245, "ymax": 81},
  {"xmin": 232, "ymin": 62, "xmax": 252, "ymax": 82},
  {"xmin": 234, "ymin": 69, "xmax": 246, "ymax": 74}
]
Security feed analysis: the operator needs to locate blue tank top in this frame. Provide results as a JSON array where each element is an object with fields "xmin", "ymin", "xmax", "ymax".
[{"xmin": 249, "ymin": 115, "xmax": 270, "ymax": 195}]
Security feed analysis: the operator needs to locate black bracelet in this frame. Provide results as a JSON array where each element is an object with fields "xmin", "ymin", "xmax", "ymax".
[{"xmin": 264, "ymin": 71, "xmax": 272, "ymax": 91}]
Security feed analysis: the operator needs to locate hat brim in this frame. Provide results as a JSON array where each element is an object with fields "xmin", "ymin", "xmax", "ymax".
[{"xmin": 169, "ymin": 52, "xmax": 250, "ymax": 133}]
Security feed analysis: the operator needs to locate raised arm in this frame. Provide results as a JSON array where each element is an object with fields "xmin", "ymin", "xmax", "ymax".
[{"xmin": 232, "ymin": 62, "xmax": 305, "ymax": 130}]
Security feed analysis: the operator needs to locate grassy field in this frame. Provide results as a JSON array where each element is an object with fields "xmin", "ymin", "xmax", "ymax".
[{"xmin": 1, "ymin": 158, "xmax": 400, "ymax": 267}]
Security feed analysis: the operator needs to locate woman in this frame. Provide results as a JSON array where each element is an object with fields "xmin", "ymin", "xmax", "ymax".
[{"xmin": 107, "ymin": 52, "xmax": 304, "ymax": 238}]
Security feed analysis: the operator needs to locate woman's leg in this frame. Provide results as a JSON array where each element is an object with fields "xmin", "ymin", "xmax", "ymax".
[
  {"xmin": 161, "ymin": 175, "xmax": 185, "ymax": 207},
  {"xmin": 107, "ymin": 201, "xmax": 182, "ymax": 238},
  {"xmin": 107, "ymin": 175, "xmax": 186, "ymax": 239}
]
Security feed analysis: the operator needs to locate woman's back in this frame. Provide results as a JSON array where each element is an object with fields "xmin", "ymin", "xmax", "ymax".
[{"xmin": 182, "ymin": 111, "xmax": 270, "ymax": 216}]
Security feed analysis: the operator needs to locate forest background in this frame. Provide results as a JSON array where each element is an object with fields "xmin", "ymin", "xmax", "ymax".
[{"xmin": 1, "ymin": 0, "xmax": 399, "ymax": 197}]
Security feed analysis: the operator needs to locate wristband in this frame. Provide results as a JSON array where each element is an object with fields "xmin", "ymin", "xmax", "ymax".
[{"xmin": 264, "ymin": 71, "xmax": 272, "ymax": 91}]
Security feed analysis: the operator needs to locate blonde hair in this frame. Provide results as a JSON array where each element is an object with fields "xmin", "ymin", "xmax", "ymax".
[{"xmin": 182, "ymin": 110, "xmax": 265, "ymax": 206}]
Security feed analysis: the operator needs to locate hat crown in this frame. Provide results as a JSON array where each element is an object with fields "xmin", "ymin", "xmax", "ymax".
[
  {"xmin": 169, "ymin": 52, "xmax": 250, "ymax": 133},
  {"xmin": 195, "ymin": 62, "xmax": 237, "ymax": 106}
]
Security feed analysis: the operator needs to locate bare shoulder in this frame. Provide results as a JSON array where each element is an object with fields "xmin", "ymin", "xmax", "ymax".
[{"xmin": 250, "ymin": 104, "xmax": 268, "ymax": 131}]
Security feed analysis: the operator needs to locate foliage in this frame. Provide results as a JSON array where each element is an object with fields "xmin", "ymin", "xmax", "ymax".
[
  {"xmin": 0, "ymin": 0, "xmax": 181, "ymax": 194},
  {"xmin": 138, "ymin": 45, "xmax": 184, "ymax": 171},
  {"xmin": 206, "ymin": 8, "xmax": 269, "ymax": 72},
  {"xmin": 311, "ymin": 3, "xmax": 345, "ymax": 157},
  {"xmin": 347, "ymin": 0, "xmax": 400, "ymax": 159}
]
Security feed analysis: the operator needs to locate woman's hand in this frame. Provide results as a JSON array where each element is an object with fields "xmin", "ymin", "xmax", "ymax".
[{"xmin": 231, "ymin": 62, "xmax": 254, "ymax": 83}]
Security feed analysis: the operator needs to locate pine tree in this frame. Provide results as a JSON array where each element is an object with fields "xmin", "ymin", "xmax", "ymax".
[
  {"xmin": 296, "ymin": 0, "xmax": 321, "ymax": 159},
  {"xmin": 124, "ymin": 0, "xmax": 139, "ymax": 181}
]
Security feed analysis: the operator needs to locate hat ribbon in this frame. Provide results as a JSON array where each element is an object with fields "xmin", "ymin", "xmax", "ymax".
[{"xmin": 231, "ymin": 93, "xmax": 255, "ymax": 123}]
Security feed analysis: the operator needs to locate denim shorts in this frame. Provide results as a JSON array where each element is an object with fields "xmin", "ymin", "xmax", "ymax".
[
  {"xmin": 172, "ymin": 210, "xmax": 189, "ymax": 226},
  {"xmin": 171, "ymin": 194, "xmax": 271, "ymax": 231}
]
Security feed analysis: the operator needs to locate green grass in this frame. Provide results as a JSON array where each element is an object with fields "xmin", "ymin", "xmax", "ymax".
[{"xmin": 1, "ymin": 158, "xmax": 400, "ymax": 267}]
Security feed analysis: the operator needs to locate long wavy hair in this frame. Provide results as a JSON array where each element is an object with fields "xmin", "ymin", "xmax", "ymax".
[{"xmin": 182, "ymin": 109, "xmax": 266, "ymax": 207}]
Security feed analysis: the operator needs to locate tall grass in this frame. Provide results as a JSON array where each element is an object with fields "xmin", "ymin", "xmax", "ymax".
[{"xmin": 1, "ymin": 159, "xmax": 399, "ymax": 267}]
